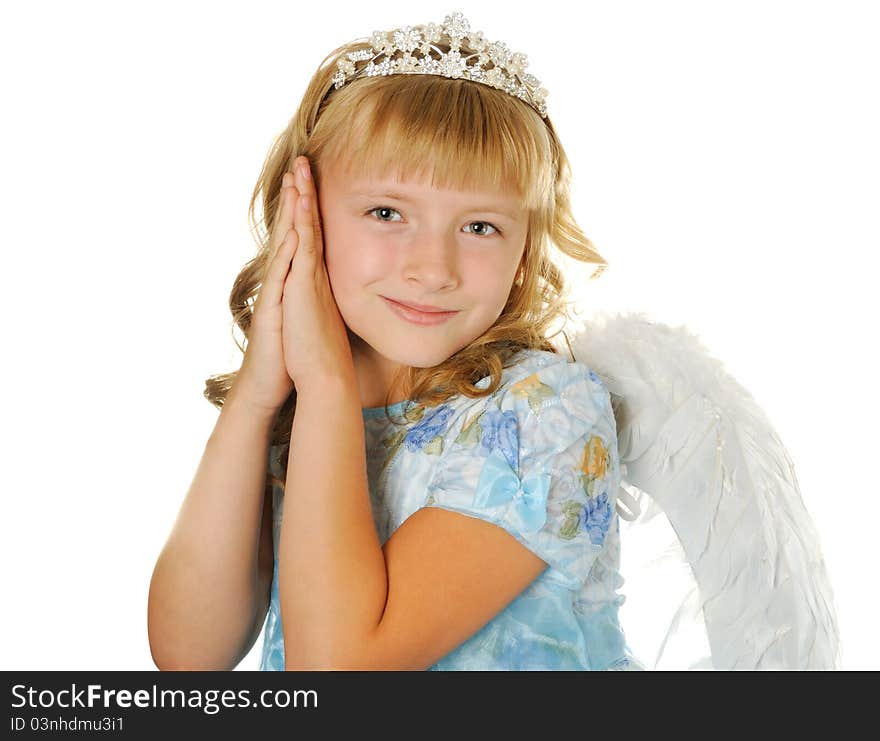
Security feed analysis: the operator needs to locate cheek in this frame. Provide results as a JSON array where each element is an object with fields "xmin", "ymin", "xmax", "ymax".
[
  {"xmin": 464, "ymin": 258, "xmax": 515, "ymax": 296},
  {"xmin": 326, "ymin": 233, "xmax": 395, "ymax": 278}
]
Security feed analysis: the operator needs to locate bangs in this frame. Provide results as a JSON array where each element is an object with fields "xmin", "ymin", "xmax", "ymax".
[{"xmin": 313, "ymin": 74, "xmax": 554, "ymax": 211}]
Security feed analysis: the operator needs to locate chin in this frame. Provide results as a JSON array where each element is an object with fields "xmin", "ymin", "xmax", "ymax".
[{"xmin": 377, "ymin": 341, "xmax": 458, "ymax": 369}]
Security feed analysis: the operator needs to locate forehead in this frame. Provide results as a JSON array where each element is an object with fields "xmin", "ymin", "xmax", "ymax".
[{"xmin": 344, "ymin": 176, "xmax": 514, "ymax": 199}]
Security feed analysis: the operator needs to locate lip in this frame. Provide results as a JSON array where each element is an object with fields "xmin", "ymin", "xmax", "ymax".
[{"xmin": 382, "ymin": 296, "xmax": 460, "ymax": 326}]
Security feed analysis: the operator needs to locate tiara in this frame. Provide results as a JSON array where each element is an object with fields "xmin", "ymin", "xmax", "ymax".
[{"xmin": 331, "ymin": 10, "xmax": 549, "ymax": 119}]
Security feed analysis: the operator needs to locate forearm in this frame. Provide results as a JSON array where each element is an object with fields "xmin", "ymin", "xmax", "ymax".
[
  {"xmin": 148, "ymin": 388, "xmax": 276, "ymax": 669},
  {"xmin": 279, "ymin": 376, "xmax": 387, "ymax": 669}
]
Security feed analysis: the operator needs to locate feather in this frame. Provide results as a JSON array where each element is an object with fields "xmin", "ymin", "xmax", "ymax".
[{"xmin": 552, "ymin": 311, "xmax": 840, "ymax": 669}]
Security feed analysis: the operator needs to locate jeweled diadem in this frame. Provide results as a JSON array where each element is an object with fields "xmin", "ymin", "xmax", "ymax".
[{"xmin": 331, "ymin": 11, "xmax": 549, "ymax": 119}]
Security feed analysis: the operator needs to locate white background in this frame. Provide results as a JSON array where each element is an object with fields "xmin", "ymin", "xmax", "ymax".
[{"xmin": 2, "ymin": 0, "xmax": 877, "ymax": 670}]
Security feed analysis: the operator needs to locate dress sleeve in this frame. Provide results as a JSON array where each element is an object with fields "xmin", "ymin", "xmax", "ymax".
[{"xmin": 423, "ymin": 356, "xmax": 621, "ymax": 591}]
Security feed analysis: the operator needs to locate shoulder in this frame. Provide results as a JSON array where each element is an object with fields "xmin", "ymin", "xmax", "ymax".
[
  {"xmin": 378, "ymin": 350, "xmax": 614, "ymax": 466},
  {"xmin": 444, "ymin": 348, "xmax": 615, "ymax": 454},
  {"xmin": 498, "ymin": 348, "xmax": 612, "ymax": 414}
]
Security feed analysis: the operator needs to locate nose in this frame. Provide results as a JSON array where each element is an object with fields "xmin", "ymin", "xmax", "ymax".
[{"xmin": 401, "ymin": 229, "xmax": 460, "ymax": 290}]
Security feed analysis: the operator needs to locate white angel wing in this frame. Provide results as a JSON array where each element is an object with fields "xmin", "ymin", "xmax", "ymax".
[{"xmin": 552, "ymin": 311, "xmax": 840, "ymax": 669}]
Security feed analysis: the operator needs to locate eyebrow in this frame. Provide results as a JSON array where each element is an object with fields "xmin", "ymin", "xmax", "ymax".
[{"xmin": 349, "ymin": 191, "xmax": 521, "ymax": 221}]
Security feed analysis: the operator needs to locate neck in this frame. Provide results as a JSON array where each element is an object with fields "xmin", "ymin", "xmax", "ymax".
[{"xmin": 349, "ymin": 332, "xmax": 411, "ymax": 409}]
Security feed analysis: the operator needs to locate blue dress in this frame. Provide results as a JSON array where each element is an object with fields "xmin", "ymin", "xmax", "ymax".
[{"xmin": 259, "ymin": 348, "xmax": 644, "ymax": 670}]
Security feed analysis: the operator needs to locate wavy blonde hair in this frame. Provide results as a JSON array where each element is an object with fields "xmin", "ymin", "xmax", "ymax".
[{"xmin": 204, "ymin": 32, "xmax": 608, "ymax": 490}]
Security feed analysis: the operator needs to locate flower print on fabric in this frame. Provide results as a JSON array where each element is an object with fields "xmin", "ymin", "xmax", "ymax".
[
  {"xmin": 579, "ymin": 489, "xmax": 613, "ymax": 545},
  {"xmin": 579, "ymin": 434, "xmax": 609, "ymax": 497},
  {"xmin": 476, "ymin": 408, "xmax": 519, "ymax": 468},
  {"xmin": 510, "ymin": 371, "xmax": 557, "ymax": 415},
  {"xmin": 454, "ymin": 410, "xmax": 482, "ymax": 447},
  {"xmin": 559, "ymin": 488, "xmax": 613, "ymax": 545},
  {"xmin": 376, "ymin": 403, "xmax": 426, "ymax": 474},
  {"xmin": 453, "ymin": 403, "xmax": 518, "ymax": 468},
  {"xmin": 405, "ymin": 404, "xmax": 455, "ymax": 455},
  {"xmin": 559, "ymin": 434, "xmax": 614, "ymax": 543}
]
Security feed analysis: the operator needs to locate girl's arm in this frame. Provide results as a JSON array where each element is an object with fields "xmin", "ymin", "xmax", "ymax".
[
  {"xmin": 278, "ymin": 376, "xmax": 388, "ymax": 668},
  {"xmin": 147, "ymin": 386, "xmax": 277, "ymax": 670},
  {"xmin": 278, "ymin": 376, "xmax": 544, "ymax": 670}
]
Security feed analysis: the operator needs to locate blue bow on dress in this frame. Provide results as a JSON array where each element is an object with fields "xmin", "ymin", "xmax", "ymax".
[{"xmin": 473, "ymin": 451, "xmax": 551, "ymax": 534}]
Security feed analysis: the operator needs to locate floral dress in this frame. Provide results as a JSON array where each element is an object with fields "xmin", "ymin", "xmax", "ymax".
[{"xmin": 259, "ymin": 348, "xmax": 644, "ymax": 670}]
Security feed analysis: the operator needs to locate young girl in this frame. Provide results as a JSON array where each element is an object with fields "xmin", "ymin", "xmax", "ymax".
[{"xmin": 147, "ymin": 10, "xmax": 645, "ymax": 671}]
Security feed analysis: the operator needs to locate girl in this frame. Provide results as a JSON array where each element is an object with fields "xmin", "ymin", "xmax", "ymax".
[{"xmin": 147, "ymin": 10, "xmax": 643, "ymax": 671}]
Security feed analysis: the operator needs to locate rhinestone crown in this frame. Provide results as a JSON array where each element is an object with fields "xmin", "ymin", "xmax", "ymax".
[{"xmin": 331, "ymin": 10, "xmax": 549, "ymax": 119}]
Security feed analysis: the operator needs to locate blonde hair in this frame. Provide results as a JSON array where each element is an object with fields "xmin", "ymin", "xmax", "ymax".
[{"xmin": 203, "ymin": 32, "xmax": 608, "ymax": 490}]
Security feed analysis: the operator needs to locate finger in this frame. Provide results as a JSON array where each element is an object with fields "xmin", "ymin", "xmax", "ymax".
[
  {"xmin": 260, "ymin": 226, "xmax": 298, "ymax": 308},
  {"xmin": 271, "ymin": 171, "xmax": 300, "ymax": 253},
  {"xmin": 273, "ymin": 173, "xmax": 298, "ymax": 246},
  {"xmin": 293, "ymin": 157, "xmax": 323, "ymax": 260},
  {"xmin": 294, "ymin": 192, "xmax": 315, "ymax": 260},
  {"xmin": 256, "ymin": 170, "xmax": 299, "ymax": 311}
]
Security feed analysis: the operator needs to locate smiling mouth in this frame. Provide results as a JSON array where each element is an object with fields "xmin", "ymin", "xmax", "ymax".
[
  {"xmin": 381, "ymin": 297, "xmax": 460, "ymax": 326},
  {"xmin": 382, "ymin": 297, "xmax": 456, "ymax": 313}
]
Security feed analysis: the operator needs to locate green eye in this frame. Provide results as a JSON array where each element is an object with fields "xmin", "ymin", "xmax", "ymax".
[
  {"xmin": 368, "ymin": 206, "xmax": 402, "ymax": 222},
  {"xmin": 463, "ymin": 221, "xmax": 500, "ymax": 237}
]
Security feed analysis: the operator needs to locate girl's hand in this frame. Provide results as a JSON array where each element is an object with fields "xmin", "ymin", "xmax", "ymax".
[
  {"xmin": 281, "ymin": 156, "xmax": 356, "ymax": 396},
  {"xmin": 230, "ymin": 168, "xmax": 302, "ymax": 415}
]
